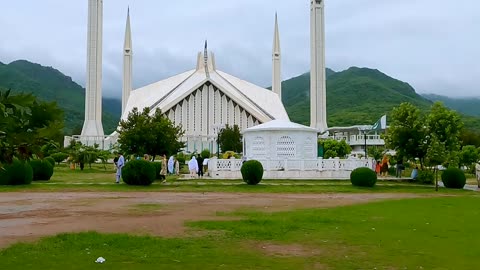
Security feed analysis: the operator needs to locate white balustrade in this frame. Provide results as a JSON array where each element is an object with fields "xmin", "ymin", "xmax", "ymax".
[{"xmin": 208, "ymin": 157, "xmax": 373, "ymax": 173}]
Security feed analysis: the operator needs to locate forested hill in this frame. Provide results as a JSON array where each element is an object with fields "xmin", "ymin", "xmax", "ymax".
[
  {"xmin": 282, "ymin": 67, "xmax": 434, "ymax": 127},
  {"xmin": 0, "ymin": 60, "xmax": 121, "ymax": 134},
  {"xmin": 422, "ymin": 94, "xmax": 480, "ymax": 117}
]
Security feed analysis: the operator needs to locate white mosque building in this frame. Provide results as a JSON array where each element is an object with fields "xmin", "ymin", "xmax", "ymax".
[{"xmin": 66, "ymin": 0, "xmax": 384, "ymax": 159}]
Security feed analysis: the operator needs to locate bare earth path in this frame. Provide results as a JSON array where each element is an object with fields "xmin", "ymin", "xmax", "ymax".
[{"xmin": 0, "ymin": 192, "xmax": 422, "ymax": 249}]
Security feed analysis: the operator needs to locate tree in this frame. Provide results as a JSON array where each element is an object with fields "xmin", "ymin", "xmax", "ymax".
[
  {"xmin": 217, "ymin": 125, "xmax": 242, "ymax": 153},
  {"xmin": 385, "ymin": 102, "xmax": 463, "ymax": 168},
  {"xmin": 384, "ymin": 103, "xmax": 427, "ymax": 165},
  {"xmin": 320, "ymin": 139, "xmax": 352, "ymax": 158},
  {"xmin": 425, "ymin": 102, "xmax": 463, "ymax": 155},
  {"xmin": 117, "ymin": 107, "xmax": 185, "ymax": 159},
  {"xmin": 0, "ymin": 89, "xmax": 64, "ymax": 166},
  {"xmin": 459, "ymin": 145, "xmax": 479, "ymax": 168}
]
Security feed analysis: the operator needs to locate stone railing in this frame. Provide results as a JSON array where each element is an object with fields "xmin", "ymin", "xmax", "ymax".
[{"xmin": 209, "ymin": 157, "xmax": 373, "ymax": 172}]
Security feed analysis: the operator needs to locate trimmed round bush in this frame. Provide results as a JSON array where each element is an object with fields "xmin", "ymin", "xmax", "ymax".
[
  {"xmin": 240, "ymin": 160, "xmax": 264, "ymax": 185},
  {"xmin": 45, "ymin": 156, "xmax": 56, "ymax": 167},
  {"xmin": 417, "ymin": 170, "xmax": 434, "ymax": 184},
  {"xmin": 51, "ymin": 152, "xmax": 69, "ymax": 164},
  {"xmin": 350, "ymin": 167, "xmax": 377, "ymax": 187},
  {"xmin": 30, "ymin": 159, "xmax": 54, "ymax": 181},
  {"xmin": 0, "ymin": 159, "xmax": 33, "ymax": 185},
  {"xmin": 152, "ymin": 162, "xmax": 162, "ymax": 180},
  {"xmin": 441, "ymin": 168, "xmax": 466, "ymax": 189},
  {"xmin": 122, "ymin": 160, "xmax": 156, "ymax": 186}
]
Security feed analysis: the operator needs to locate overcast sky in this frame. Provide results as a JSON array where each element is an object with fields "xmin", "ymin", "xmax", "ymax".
[{"xmin": 0, "ymin": 0, "xmax": 478, "ymax": 98}]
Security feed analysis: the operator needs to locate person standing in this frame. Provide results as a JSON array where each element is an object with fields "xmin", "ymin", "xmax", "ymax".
[
  {"xmin": 116, "ymin": 152, "xmax": 125, "ymax": 184},
  {"xmin": 160, "ymin": 154, "xmax": 167, "ymax": 183},
  {"xmin": 188, "ymin": 156, "xmax": 199, "ymax": 178},
  {"xmin": 196, "ymin": 154, "xmax": 204, "ymax": 178},
  {"xmin": 167, "ymin": 156, "xmax": 175, "ymax": 175},
  {"xmin": 174, "ymin": 157, "xmax": 180, "ymax": 176}
]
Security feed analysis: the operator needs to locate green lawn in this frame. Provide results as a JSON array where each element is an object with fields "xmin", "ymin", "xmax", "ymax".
[
  {"xmin": 0, "ymin": 163, "xmax": 473, "ymax": 194},
  {"xmin": 1, "ymin": 196, "xmax": 479, "ymax": 269}
]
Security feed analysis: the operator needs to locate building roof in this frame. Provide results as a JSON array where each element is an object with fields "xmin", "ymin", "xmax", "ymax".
[
  {"xmin": 121, "ymin": 51, "xmax": 289, "ymax": 123},
  {"xmin": 243, "ymin": 119, "xmax": 318, "ymax": 133}
]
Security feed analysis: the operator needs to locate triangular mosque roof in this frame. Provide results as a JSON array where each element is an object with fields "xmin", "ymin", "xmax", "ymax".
[{"xmin": 122, "ymin": 51, "xmax": 289, "ymax": 123}]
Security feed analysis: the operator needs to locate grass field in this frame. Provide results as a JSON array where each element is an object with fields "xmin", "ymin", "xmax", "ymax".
[
  {"xmin": 0, "ymin": 163, "xmax": 475, "ymax": 194},
  {"xmin": 1, "ymin": 196, "xmax": 479, "ymax": 269}
]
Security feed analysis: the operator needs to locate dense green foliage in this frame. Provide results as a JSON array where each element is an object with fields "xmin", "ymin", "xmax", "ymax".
[
  {"xmin": 0, "ymin": 60, "xmax": 120, "ymax": 134},
  {"xmin": 50, "ymin": 152, "xmax": 69, "ymax": 164},
  {"xmin": 30, "ymin": 159, "xmax": 54, "ymax": 181},
  {"xmin": 217, "ymin": 125, "xmax": 242, "ymax": 153},
  {"xmin": 0, "ymin": 89, "xmax": 64, "ymax": 166},
  {"xmin": 240, "ymin": 160, "xmax": 264, "ymax": 185},
  {"xmin": 321, "ymin": 139, "xmax": 352, "ymax": 158},
  {"xmin": 417, "ymin": 170, "xmax": 434, "ymax": 185},
  {"xmin": 441, "ymin": 168, "xmax": 466, "ymax": 189},
  {"xmin": 65, "ymin": 141, "xmax": 111, "ymax": 170},
  {"xmin": 45, "ymin": 156, "xmax": 55, "ymax": 167},
  {"xmin": 459, "ymin": 145, "xmax": 479, "ymax": 167},
  {"xmin": 122, "ymin": 160, "xmax": 156, "ymax": 186},
  {"xmin": 118, "ymin": 107, "xmax": 185, "ymax": 159},
  {"xmin": 0, "ymin": 159, "xmax": 33, "ymax": 185},
  {"xmin": 152, "ymin": 162, "xmax": 162, "ymax": 180},
  {"xmin": 385, "ymin": 102, "xmax": 463, "ymax": 168},
  {"xmin": 201, "ymin": 149, "xmax": 211, "ymax": 158},
  {"xmin": 350, "ymin": 167, "xmax": 377, "ymax": 187}
]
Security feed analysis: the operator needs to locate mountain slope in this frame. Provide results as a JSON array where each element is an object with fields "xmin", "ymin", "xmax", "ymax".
[
  {"xmin": 422, "ymin": 94, "xmax": 480, "ymax": 117},
  {"xmin": 0, "ymin": 60, "xmax": 121, "ymax": 134},
  {"xmin": 282, "ymin": 67, "xmax": 433, "ymax": 127}
]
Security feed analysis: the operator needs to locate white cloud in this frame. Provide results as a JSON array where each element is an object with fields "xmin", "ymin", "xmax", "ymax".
[{"xmin": 0, "ymin": 0, "xmax": 478, "ymax": 98}]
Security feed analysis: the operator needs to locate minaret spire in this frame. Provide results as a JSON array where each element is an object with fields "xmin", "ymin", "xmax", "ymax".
[
  {"xmin": 204, "ymin": 40, "xmax": 210, "ymax": 78},
  {"xmin": 82, "ymin": 0, "xmax": 104, "ymax": 137},
  {"xmin": 310, "ymin": 0, "xmax": 328, "ymax": 132},
  {"xmin": 272, "ymin": 12, "xmax": 282, "ymax": 101},
  {"xmin": 122, "ymin": 7, "xmax": 133, "ymax": 115}
]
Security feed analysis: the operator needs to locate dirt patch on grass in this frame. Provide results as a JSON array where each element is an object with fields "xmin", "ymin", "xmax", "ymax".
[
  {"xmin": 254, "ymin": 241, "xmax": 321, "ymax": 257},
  {"xmin": 0, "ymin": 192, "xmax": 423, "ymax": 248}
]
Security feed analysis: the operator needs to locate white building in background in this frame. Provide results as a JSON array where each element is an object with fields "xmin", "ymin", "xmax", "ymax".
[
  {"xmin": 120, "ymin": 47, "xmax": 289, "ymax": 153},
  {"xmin": 243, "ymin": 120, "xmax": 318, "ymax": 160}
]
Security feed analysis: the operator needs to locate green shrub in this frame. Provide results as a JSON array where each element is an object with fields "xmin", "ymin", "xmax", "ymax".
[
  {"xmin": 152, "ymin": 162, "xmax": 162, "ymax": 180},
  {"xmin": 240, "ymin": 160, "xmax": 264, "ymax": 185},
  {"xmin": 441, "ymin": 168, "xmax": 466, "ymax": 189},
  {"xmin": 176, "ymin": 152, "xmax": 186, "ymax": 165},
  {"xmin": 51, "ymin": 153, "xmax": 69, "ymax": 164},
  {"xmin": 45, "ymin": 156, "xmax": 56, "ymax": 167},
  {"xmin": 417, "ymin": 170, "xmax": 434, "ymax": 184},
  {"xmin": 122, "ymin": 160, "xmax": 156, "ymax": 186},
  {"xmin": 350, "ymin": 167, "xmax": 377, "ymax": 187},
  {"xmin": 30, "ymin": 159, "xmax": 54, "ymax": 181},
  {"xmin": 201, "ymin": 149, "xmax": 211, "ymax": 159},
  {"xmin": 0, "ymin": 159, "xmax": 33, "ymax": 185}
]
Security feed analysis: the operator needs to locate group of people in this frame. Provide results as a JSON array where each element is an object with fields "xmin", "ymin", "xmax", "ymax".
[
  {"xmin": 187, "ymin": 155, "xmax": 209, "ymax": 178},
  {"xmin": 375, "ymin": 156, "xmax": 390, "ymax": 177},
  {"xmin": 374, "ymin": 155, "xmax": 419, "ymax": 180},
  {"xmin": 113, "ymin": 153, "xmax": 181, "ymax": 184}
]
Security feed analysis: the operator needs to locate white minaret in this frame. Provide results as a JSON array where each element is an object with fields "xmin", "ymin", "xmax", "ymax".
[
  {"xmin": 122, "ymin": 8, "xmax": 133, "ymax": 115},
  {"xmin": 310, "ymin": 0, "xmax": 328, "ymax": 132},
  {"xmin": 82, "ymin": 0, "xmax": 104, "ymax": 136},
  {"xmin": 272, "ymin": 13, "xmax": 282, "ymax": 100}
]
